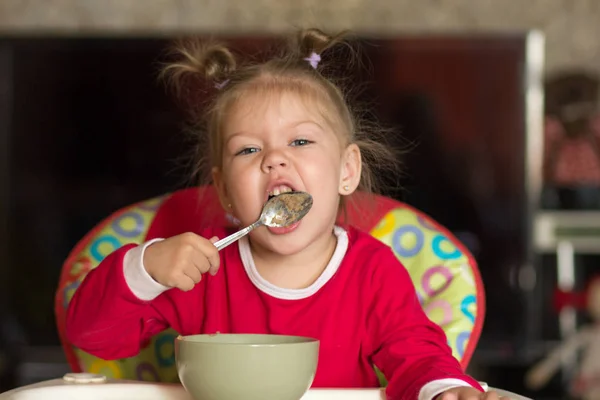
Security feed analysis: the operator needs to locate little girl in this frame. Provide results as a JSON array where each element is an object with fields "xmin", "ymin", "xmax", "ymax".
[{"xmin": 66, "ymin": 28, "xmax": 500, "ymax": 400}]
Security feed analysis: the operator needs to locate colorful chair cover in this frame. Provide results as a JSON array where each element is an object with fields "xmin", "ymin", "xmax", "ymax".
[{"xmin": 55, "ymin": 186, "xmax": 485, "ymax": 384}]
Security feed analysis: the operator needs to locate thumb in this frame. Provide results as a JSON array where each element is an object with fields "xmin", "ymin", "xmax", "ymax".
[{"xmin": 209, "ymin": 236, "xmax": 219, "ymax": 244}]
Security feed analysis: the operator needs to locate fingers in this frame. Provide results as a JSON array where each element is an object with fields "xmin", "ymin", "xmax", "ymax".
[
  {"xmin": 177, "ymin": 275, "xmax": 196, "ymax": 292},
  {"xmin": 484, "ymin": 390, "xmax": 509, "ymax": 400},
  {"xmin": 438, "ymin": 389, "xmax": 506, "ymax": 400},
  {"xmin": 183, "ymin": 263, "xmax": 202, "ymax": 284},
  {"xmin": 147, "ymin": 232, "xmax": 224, "ymax": 290},
  {"xmin": 189, "ymin": 236, "xmax": 220, "ymax": 276},
  {"xmin": 178, "ymin": 233, "xmax": 220, "ymax": 276},
  {"xmin": 483, "ymin": 391, "xmax": 500, "ymax": 399}
]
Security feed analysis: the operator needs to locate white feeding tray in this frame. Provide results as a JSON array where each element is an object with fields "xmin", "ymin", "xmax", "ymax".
[{"xmin": 0, "ymin": 373, "xmax": 531, "ymax": 400}]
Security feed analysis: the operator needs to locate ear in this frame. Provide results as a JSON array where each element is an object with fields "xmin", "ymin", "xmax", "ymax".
[
  {"xmin": 212, "ymin": 167, "xmax": 231, "ymax": 211},
  {"xmin": 339, "ymin": 143, "xmax": 362, "ymax": 196}
]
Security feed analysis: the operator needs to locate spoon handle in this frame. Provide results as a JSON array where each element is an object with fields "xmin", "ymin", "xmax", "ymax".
[{"xmin": 214, "ymin": 221, "xmax": 262, "ymax": 251}]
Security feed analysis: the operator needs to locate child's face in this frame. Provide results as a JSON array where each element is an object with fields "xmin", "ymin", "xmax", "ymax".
[{"xmin": 213, "ymin": 90, "xmax": 361, "ymax": 256}]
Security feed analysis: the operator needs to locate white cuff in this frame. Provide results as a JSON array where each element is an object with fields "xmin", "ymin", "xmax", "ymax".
[
  {"xmin": 418, "ymin": 378, "xmax": 474, "ymax": 400},
  {"xmin": 123, "ymin": 238, "xmax": 170, "ymax": 301}
]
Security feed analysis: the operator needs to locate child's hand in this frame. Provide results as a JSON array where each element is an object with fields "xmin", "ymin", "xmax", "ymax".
[
  {"xmin": 436, "ymin": 387, "xmax": 509, "ymax": 399},
  {"xmin": 143, "ymin": 233, "xmax": 220, "ymax": 291}
]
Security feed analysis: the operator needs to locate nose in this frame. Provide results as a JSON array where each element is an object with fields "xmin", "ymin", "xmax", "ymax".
[{"xmin": 261, "ymin": 148, "xmax": 288, "ymax": 173}]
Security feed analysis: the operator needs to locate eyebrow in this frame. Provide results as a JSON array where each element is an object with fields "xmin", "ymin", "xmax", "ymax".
[
  {"xmin": 225, "ymin": 120, "xmax": 325, "ymax": 144},
  {"xmin": 293, "ymin": 120, "xmax": 326, "ymax": 132},
  {"xmin": 225, "ymin": 132, "xmax": 249, "ymax": 145}
]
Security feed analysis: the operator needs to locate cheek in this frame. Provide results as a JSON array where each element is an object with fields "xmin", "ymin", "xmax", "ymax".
[
  {"xmin": 226, "ymin": 169, "xmax": 255, "ymax": 197},
  {"xmin": 222, "ymin": 166, "xmax": 263, "ymax": 218},
  {"xmin": 299, "ymin": 156, "xmax": 342, "ymax": 205},
  {"xmin": 302, "ymin": 156, "xmax": 340, "ymax": 186}
]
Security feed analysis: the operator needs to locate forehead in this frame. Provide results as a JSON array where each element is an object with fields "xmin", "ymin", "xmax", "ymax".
[{"xmin": 223, "ymin": 89, "xmax": 336, "ymax": 135}]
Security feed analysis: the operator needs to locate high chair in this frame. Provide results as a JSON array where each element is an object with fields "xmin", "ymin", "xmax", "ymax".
[{"xmin": 55, "ymin": 186, "xmax": 485, "ymax": 384}]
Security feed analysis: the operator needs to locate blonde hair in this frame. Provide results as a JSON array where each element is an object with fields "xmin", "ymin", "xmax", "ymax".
[{"xmin": 160, "ymin": 28, "xmax": 400, "ymax": 203}]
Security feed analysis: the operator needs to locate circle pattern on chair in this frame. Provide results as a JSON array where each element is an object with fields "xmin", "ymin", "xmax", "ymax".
[
  {"xmin": 392, "ymin": 225, "xmax": 424, "ymax": 257},
  {"xmin": 431, "ymin": 235, "xmax": 462, "ymax": 260},
  {"xmin": 155, "ymin": 333, "xmax": 176, "ymax": 367},
  {"xmin": 137, "ymin": 362, "xmax": 160, "ymax": 382},
  {"xmin": 371, "ymin": 212, "xmax": 397, "ymax": 238},
  {"xmin": 370, "ymin": 209, "xmax": 479, "ymax": 364},
  {"xmin": 460, "ymin": 294, "xmax": 476, "ymax": 324},
  {"xmin": 89, "ymin": 235, "xmax": 122, "ymax": 263},
  {"xmin": 112, "ymin": 212, "xmax": 145, "ymax": 238},
  {"xmin": 417, "ymin": 215, "xmax": 439, "ymax": 231},
  {"xmin": 62, "ymin": 195, "xmax": 180, "ymax": 383},
  {"xmin": 421, "ymin": 265, "xmax": 453, "ymax": 297},
  {"xmin": 456, "ymin": 331, "xmax": 471, "ymax": 359},
  {"xmin": 89, "ymin": 360, "xmax": 122, "ymax": 379},
  {"xmin": 423, "ymin": 299, "xmax": 453, "ymax": 327}
]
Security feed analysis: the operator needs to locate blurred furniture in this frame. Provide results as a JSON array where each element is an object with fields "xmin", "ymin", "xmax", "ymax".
[{"xmin": 533, "ymin": 210, "xmax": 600, "ymax": 390}]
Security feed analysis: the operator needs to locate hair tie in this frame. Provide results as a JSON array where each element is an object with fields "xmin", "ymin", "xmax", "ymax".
[
  {"xmin": 304, "ymin": 52, "xmax": 321, "ymax": 69},
  {"xmin": 214, "ymin": 79, "xmax": 230, "ymax": 90}
]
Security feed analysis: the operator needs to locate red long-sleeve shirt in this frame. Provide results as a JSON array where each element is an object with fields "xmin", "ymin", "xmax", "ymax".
[{"xmin": 65, "ymin": 197, "xmax": 481, "ymax": 399}]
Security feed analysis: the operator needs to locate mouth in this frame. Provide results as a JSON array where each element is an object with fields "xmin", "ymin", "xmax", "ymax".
[
  {"xmin": 267, "ymin": 221, "xmax": 301, "ymax": 235},
  {"xmin": 266, "ymin": 183, "xmax": 296, "ymax": 201}
]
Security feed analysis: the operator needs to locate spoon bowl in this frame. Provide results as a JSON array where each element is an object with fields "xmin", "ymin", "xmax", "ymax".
[
  {"xmin": 214, "ymin": 191, "xmax": 313, "ymax": 250},
  {"xmin": 261, "ymin": 191, "xmax": 313, "ymax": 228}
]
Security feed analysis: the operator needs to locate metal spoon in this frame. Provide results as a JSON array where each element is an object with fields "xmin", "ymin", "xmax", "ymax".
[{"xmin": 214, "ymin": 191, "xmax": 313, "ymax": 251}]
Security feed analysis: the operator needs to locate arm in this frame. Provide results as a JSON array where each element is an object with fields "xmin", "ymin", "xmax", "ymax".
[
  {"xmin": 366, "ymin": 249, "xmax": 483, "ymax": 400},
  {"xmin": 65, "ymin": 239, "xmax": 203, "ymax": 360}
]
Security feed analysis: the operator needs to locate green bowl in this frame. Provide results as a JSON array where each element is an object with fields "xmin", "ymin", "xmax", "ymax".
[{"xmin": 175, "ymin": 333, "xmax": 320, "ymax": 400}]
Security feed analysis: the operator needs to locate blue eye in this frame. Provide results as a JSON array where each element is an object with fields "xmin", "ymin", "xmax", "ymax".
[
  {"xmin": 291, "ymin": 139, "xmax": 313, "ymax": 146},
  {"xmin": 235, "ymin": 147, "xmax": 259, "ymax": 156}
]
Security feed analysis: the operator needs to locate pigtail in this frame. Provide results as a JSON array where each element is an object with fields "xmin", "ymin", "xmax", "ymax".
[
  {"xmin": 160, "ymin": 39, "xmax": 237, "ymax": 100},
  {"xmin": 293, "ymin": 28, "xmax": 352, "ymax": 69},
  {"xmin": 298, "ymin": 29, "xmax": 340, "ymax": 56}
]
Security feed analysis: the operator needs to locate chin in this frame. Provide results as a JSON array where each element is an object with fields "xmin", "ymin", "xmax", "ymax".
[
  {"xmin": 251, "ymin": 230, "xmax": 307, "ymax": 255},
  {"xmin": 269, "ymin": 241, "xmax": 309, "ymax": 256}
]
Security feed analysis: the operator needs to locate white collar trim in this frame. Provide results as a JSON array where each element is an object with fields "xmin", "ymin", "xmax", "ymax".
[{"xmin": 237, "ymin": 226, "xmax": 349, "ymax": 300}]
